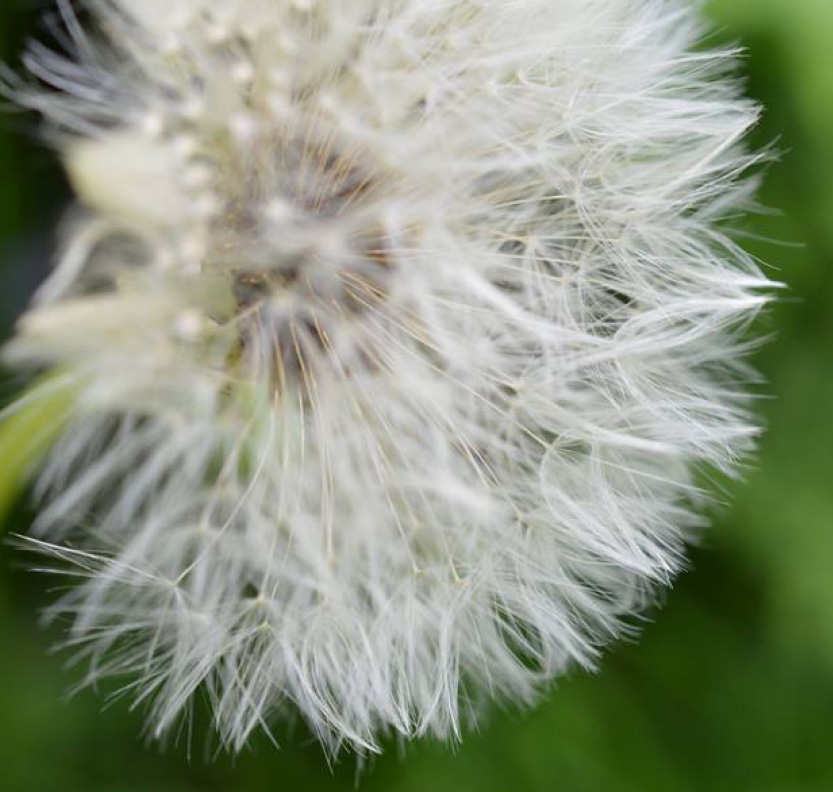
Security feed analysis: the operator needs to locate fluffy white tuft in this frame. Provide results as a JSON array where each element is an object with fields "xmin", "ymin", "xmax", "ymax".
[{"xmin": 4, "ymin": 0, "xmax": 772, "ymax": 753}]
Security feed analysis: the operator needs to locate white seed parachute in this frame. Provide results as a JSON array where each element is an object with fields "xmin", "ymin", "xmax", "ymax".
[{"xmin": 3, "ymin": 0, "xmax": 771, "ymax": 753}]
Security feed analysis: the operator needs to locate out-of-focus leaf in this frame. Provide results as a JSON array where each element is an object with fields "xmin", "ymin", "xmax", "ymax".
[{"xmin": 0, "ymin": 377, "xmax": 74, "ymax": 523}]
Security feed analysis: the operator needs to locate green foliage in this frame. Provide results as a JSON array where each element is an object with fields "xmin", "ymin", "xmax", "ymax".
[
  {"xmin": 1, "ymin": 1, "xmax": 832, "ymax": 790},
  {"xmin": 0, "ymin": 378, "xmax": 75, "ymax": 524}
]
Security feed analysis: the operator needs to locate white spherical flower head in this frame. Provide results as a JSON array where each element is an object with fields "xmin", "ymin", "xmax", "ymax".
[{"xmin": 4, "ymin": 0, "xmax": 772, "ymax": 753}]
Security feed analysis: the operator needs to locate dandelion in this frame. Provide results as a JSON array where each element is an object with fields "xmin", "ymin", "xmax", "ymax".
[{"xmin": 2, "ymin": 0, "xmax": 772, "ymax": 753}]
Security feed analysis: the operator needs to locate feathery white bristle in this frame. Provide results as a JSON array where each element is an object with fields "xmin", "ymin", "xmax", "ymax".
[{"xmin": 4, "ymin": 0, "xmax": 773, "ymax": 753}]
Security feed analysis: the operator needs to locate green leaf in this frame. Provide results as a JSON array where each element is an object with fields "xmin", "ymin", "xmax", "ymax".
[{"xmin": 0, "ymin": 377, "xmax": 75, "ymax": 523}]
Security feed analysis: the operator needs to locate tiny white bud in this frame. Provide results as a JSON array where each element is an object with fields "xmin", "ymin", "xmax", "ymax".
[
  {"xmin": 232, "ymin": 60, "xmax": 255, "ymax": 87},
  {"xmin": 172, "ymin": 309, "xmax": 206, "ymax": 341},
  {"xmin": 230, "ymin": 113, "xmax": 258, "ymax": 143}
]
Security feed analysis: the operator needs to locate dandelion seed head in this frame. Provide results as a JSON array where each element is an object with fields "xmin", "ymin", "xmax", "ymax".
[{"xmin": 4, "ymin": 0, "xmax": 772, "ymax": 753}]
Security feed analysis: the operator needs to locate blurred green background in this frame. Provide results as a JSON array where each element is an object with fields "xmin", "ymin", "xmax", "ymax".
[{"xmin": 1, "ymin": 1, "xmax": 832, "ymax": 790}]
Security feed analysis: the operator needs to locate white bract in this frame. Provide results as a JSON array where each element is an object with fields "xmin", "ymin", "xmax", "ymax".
[{"xmin": 4, "ymin": 0, "xmax": 771, "ymax": 753}]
